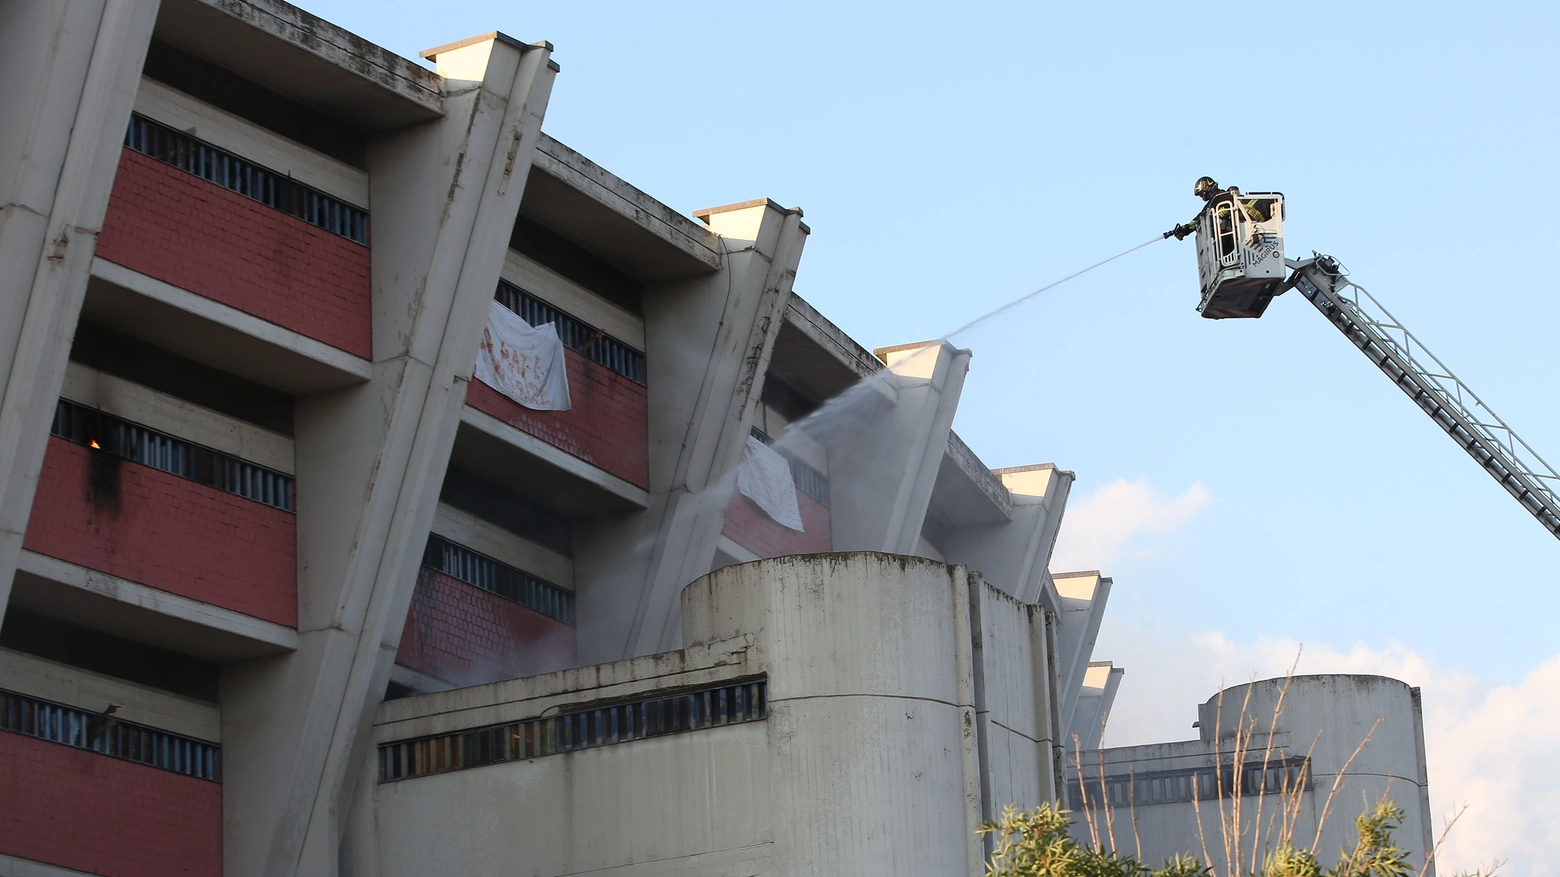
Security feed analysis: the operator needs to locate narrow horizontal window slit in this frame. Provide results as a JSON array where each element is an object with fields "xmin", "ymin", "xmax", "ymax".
[
  {"xmin": 0, "ymin": 688, "xmax": 221, "ymax": 782},
  {"xmin": 51, "ymin": 399, "xmax": 294, "ymax": 512},
  {"xmin": 378, "ymin": 678, "xmax": 767, "ymax": 782},
  {"xmin": 422, "ymin": 534, "xmax": 574, "ymax": 625},
  {"xmin": 495, "ymin": 281, "xmax": 645, "ymax": 384},
  {"xmin": 124, "ymin": 113, "xmax": 368, "ymax": 244}
]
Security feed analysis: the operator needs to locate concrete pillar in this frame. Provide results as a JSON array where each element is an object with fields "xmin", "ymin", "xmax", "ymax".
[
  {"xmin": 940, "ymin": 464, "xmax": 1074, "ymax": 608},
  {"xmin": 574, "ymin": 199, "xmax": 807, "ymax": 663},
  {"xmin": 826, "ymin": 341, "xmax": 971, "ymax": 554},
  {"xmin": 0, "ymin": 0, "xmax": 159, "ymax": 625},
  {"xmin": 1037, "ymin": 609, "xmax": 1066, "ymax": 800},
  {"xmin": 1066, "ymin": 662, "xmax": 1123, "ymax": 750},
  {"xmin": 218, "ymin": 35, "xmax": 556, "ymax": 877},
  {"xmin": 1051, "ymin": 572, "xmax": 1112, "ymax": 736}
]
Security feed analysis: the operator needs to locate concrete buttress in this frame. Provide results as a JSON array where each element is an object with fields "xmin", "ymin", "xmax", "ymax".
[
  {"xmin": 940, "ymin": 465, "xmax": 1074, "ymax": 609},
  {"xmin": 0, "ymin": 0, "xmax": 160, "ymax": 629},
  {"xmin": 574, "ymin": 200, "xmax": 807, "ymax": 663},
  {"xmin": 1050, "ymin": 571, "xmax": 1112, "ymax": 735},
  {"xmin": 216, "ymin": 35, "xmax": 556, "ymax": 877},
  {"xmin": 828, "ymin": 342, "xmax": 971, "ymax": 554}
]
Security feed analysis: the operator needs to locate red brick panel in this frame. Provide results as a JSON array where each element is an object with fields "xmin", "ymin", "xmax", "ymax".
[
  {"xmin": 720, "ymin": 490, "xmax": 832, "ymax": 558},
  {"xmin": 397, "ymin": 567, "xmax": 576, "ymax": 687},
  {"xmin": 23, "ymin": 438, "xmax": 297, "ymax": 627},
  {"xmin": 466, "ymin": 348, "xmax": 649, "ymax": 489},
  {"xmin": 97, "ymin": 149, "xmax": 372, "ymax": 358},
  {"xmin": 0, "ymin": 732, "xmax": 221, "ymax": 876}
]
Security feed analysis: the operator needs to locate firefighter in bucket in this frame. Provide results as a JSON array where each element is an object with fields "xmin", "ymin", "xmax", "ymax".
[
  {"xmin": 1171, "ymin": 176, "xmax": 1236, "ymax": 243},
  {"xmin": 1167, "ymin": 176, "xmax": 1288, "ymax": 319}
]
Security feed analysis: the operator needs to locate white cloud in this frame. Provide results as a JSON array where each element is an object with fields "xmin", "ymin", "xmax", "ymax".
[
  {"xmin": 1094, "ymin": 622, "xmax": 1560, "ymax": 876},
  {"xmin": 1049, "ymin": 478, "xmax": 1211, "ymax": 572},
  {"xmin": 1048, "ymin": 476, "xmax": 1553, "ymax": 873}
]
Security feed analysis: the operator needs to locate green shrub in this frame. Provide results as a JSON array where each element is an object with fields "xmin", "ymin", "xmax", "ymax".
[{"xmin": 978, "ymin": 799, "xmax": 1486, "ymax": 877}]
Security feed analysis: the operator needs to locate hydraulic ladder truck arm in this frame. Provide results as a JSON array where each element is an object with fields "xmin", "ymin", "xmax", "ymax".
[{"xmin": 1172, "ymin": 178, "xmax": 1560, "ymax": 541}]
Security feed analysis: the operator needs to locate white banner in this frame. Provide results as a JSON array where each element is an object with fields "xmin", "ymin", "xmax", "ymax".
[
  {"xmin": 475, "ymin": 300, "xmax": 572, "ymax": 411},
  {"xmin": 737, "ymin": 435, "xmax": 804, "ymax": 531}
]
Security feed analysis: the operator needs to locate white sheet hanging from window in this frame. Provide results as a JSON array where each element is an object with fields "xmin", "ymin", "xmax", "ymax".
[
  {"xmin": 737, "ymin": 435, "xmax": 804, "ymax": 531},
  {"xmin": 475, "ymin": 300, "xmax": 572, "ymax": 411}
]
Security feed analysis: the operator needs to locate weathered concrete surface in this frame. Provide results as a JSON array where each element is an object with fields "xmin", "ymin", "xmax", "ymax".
[
  {"xmin": 937, "ymin": 464, "xmax": 1073, "ymax": 610},
  {"xmin": 1075, "ymin": 675, "xmax": 1436, "ymax": 873},
  {"xmin": 573, "ymin": 200, "xmax": 808, "ymax": 664},
  {"xmin": 824, "ymin": 342, "xmax": 971, "ymax": 554},
  {"xmin": 217, "ymin": 34, "xmax": 557, "ymax": 877},
  {"xmin": 1051, "ymin": 570, "xmax": 1111, "ymax": 733},
  {"xmin": 155, "ymin": 0, "xmax": 444, "ymax": 129},
  {"xmin": 357, "ymin": 553, "xmax": 1067, "ymax": 877},
  {"xmin": 1066, "ymin": 661, "xmax": 1123, "ymax": 750},
  {"xmin": 0, "ymin": 0, "xmax": 160, "ymax": 633},
  {"xmin": 529, "ymin": 134, "xmax": 722, "ymax": 277}
]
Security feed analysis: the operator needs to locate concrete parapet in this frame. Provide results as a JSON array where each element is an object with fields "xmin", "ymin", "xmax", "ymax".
[
  {"xmin": 356, "ymin": 552, "xmax": 1067, "ymax": 877},
  {"xmin": 1073, "ymin": 674, "xmax": 1436, "ymax": 872},
  {"xmin": 1201, "ymin": 674, "xmax": 1436, "ymax": 864}
]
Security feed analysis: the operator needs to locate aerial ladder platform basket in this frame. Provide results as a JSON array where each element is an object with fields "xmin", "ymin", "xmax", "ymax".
[
  {"xmin": 1194, "ymin": 189, "xmax": 1286, "ymax": 319},
  {"xmin": 1174, "ymin": 179, "xmax": 1560, "ymax": 540}
]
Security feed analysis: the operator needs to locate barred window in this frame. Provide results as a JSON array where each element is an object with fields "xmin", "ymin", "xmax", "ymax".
[
  {"xmin": 422, "ymin": 534, "xmax": 573, "ymax": 625},
  {"xmin": 0, "ymin": 689, "xmax": 220, "ymax": 782},
  {"xmin": 379, "ymin": 678, "xmax": 767, "ymax": 782},
  {"xmin": 495, "ymin": 281, "xmax": 645, "ymax": 384},
  {"xmin": 1070, "ymin": 757, "xmax": 1310, "ymax": 810},
  {"xmin": 750, "ymin": 427, "xmax": 829, "ymax": 508},
  {"xmin": 124, "ymin": 113, "xmax": 368, "ymax": 244},
  {"xmin": 51, "ymin": 399, "xmax": 294, "ymax": 512}
]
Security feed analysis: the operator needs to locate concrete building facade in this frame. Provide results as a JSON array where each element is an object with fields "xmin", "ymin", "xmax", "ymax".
[
  {"xmin": 1069, "ymin": 675, "xmax": 1436, "ymax": 873},
  {"xmin": 0, "ymin": 2, "xmax": 1121, "ymax": 875},
  {"xmin": 359, "ymin": 553, "xmax": 1074, "ymax": 877}
]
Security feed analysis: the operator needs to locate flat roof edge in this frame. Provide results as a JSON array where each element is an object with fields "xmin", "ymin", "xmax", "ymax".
[
  {"xmin": 872, "ymin": 339, "xmax": 951, "ymax": 363},
  {"xmin": 420, "ymin": 32, "xmax": 550, "ymax": 60},
  {"xmin": 693, "ymin": 198, "xmax": 809, "ymax": 233},
  {"xmin": 783, "ymin": 294, "xmax": 884, "ymax": 380},
  {"xmin": 992, "ymin": 462, "xmax": 1062, "ymax": 475},
  {"xmin": 180, "ymin": 0, "xmax": 444, "ymax": 117},
  {"xmin": 945, "ymin": 431, "xmax": 1013, "ymax": 515},
  {"xmin": 533, "ymin": 133, "xmax": 722, "ymax": 271}
]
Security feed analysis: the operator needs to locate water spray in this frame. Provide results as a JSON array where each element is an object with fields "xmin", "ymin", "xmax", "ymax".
[
  {"xmin": 694, "ymin": 232, "xmax": 1171, "ymax": 567},
  {"xmin": 942, "ymin": 235, "xmax": 1166, "ymax": 341}
]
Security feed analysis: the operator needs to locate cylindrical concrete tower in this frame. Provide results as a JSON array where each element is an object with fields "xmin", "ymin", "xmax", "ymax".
[{"xmin": 1200, "ymin": 675, "xmax": 1435, "ymax": 869}]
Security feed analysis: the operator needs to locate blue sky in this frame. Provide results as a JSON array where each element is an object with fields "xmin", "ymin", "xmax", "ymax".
[
  {"xmin": 309, "ymin": 2, "xmax": 1558, "ymax": 867},
  {"xmin": 308, "ymin": 0, "xmax": 1560, "ymax": 672}
]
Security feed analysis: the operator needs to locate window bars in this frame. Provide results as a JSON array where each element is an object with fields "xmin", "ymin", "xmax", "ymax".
[
  {"xmin": 495, "ymin": 281, "xmax": 646, "ymax": 384},
  {"xmin": 51, "ymin": 399, "xmax": 294, "ymax": 512},
  {"xmin": 0, "ymin": 688, "xmax": 221, "ymax": 782},
  {"xmin": 422, "ymin": 535, "xmax": 574, "ymax": 625},
  {"xmin": 1071, "ymin": 757, "xmax": 1310, "ymax": 810},
  {"xmin": 124, "ymin": 113, "xmax": 369, "ymax": 245},
  {"xmin": 378, "ymin": 678, "xmax": 767, "ymax": 782},
  {"xmin": 750, "ymin": 427, "xmax": 829, "ymax": 508}
]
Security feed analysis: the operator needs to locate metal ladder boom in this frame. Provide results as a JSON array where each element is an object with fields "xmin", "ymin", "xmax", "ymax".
[{"xmin": 1290, "ymin": 255, "xmax": 1560, "ymax": 540}]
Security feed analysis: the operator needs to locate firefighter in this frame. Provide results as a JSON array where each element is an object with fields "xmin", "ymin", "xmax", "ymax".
[{"xmin": 1169, "ymin": 176, "xmax": 1229, "ymax": 240}]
